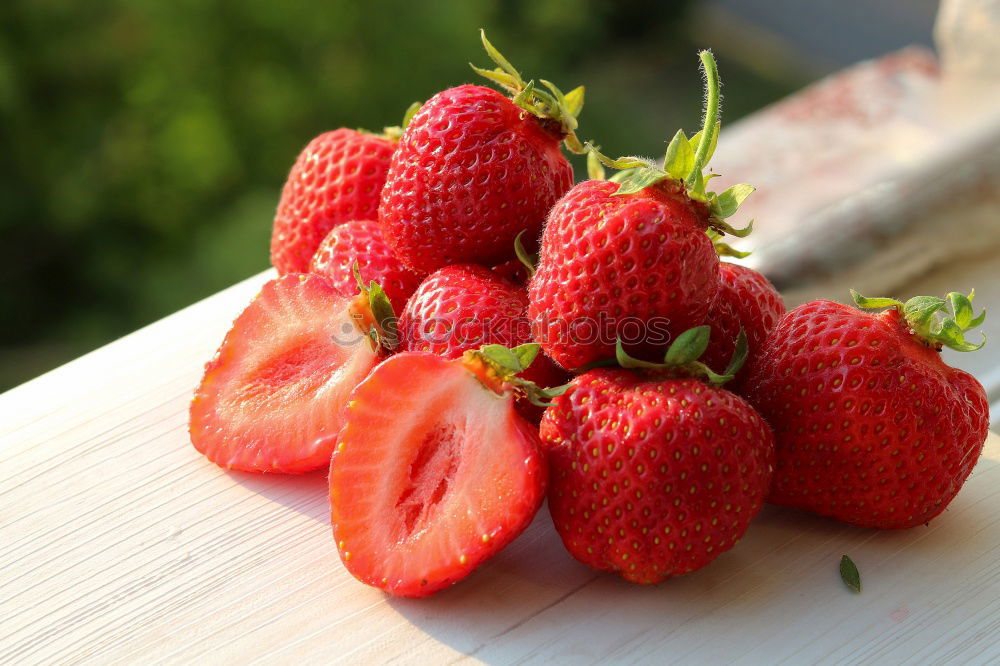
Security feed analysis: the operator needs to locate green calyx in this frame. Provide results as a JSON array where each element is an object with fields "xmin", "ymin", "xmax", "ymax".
[
  {"xmin": 707, "ymin": 227, "xmax": 752, "ymax": 259},
  {"xmin": 614, "ymin": 325, "xmax": 748, "ymax": 386},
  {"xmin": 351, "ymin": 262, "xmax": 399, "ymax": 351},
  {"xmin": 850, "ymin": 289, "xmax": 986, "ymax": 352},
  {"xmin": 466, "ymin": 343, "xmax": 569, "ymax": 407},
  {"xmin": 365, "ymin": 101, "xmax": 423, "ymax": 141},
  {"xmin": 585, "ymin": 146, "xmax": 644, "ymax": 186},
  {"xmin": 586, "ymin": 50, "xmax": 754, "ymax": 239},
  {"xmin": 471, "ymin": 29, "xmax": 585, "ymax": 154}
]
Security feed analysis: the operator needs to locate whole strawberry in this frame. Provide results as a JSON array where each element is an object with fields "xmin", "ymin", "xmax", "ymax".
[
  {"xmin": 309, "ymin": 219, "xmax": 421, "ymax": 313},
  {"xmin": 378, "ymin": 31, "xmax": 583, "ymax": 273},
  {"xmin": 529, "ymin": 51, "xmax": 754, "ymax": 370},
  {"xmin": 543, "ymin": 328, "xmax": 775, "ymax": 583},
  {"xmin": 700, "ymin": 259, "xmax": 785, "ymax": 391},
  {"xmin": 742, "ymin": 290, "xmax": 989, "ymax": 529},
  {"xmin": 271, "ymin": 112, "xmax": 414, "ymax": 274},
  {"xmin": 399, "ymin": 264, "xmax": 566, "ymax": 421}
]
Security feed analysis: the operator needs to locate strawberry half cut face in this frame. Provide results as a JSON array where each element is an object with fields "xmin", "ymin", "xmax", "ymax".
[
  {"xmin": 189, "ymin": 274, "xmax": 380, "ymax": 473},
  {"xmin": 329, "ymin": 352, "xmax": 546, "ymax": 597}
]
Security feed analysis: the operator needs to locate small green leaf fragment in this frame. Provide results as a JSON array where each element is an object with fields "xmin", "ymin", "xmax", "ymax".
[
  {"xmin": 663, "ymin": 129, "xmax": 695, "ymax": 180},
  {"xmin": 510, "ymin": 343, "xmax": 540, "ymax": 371},
  {"xmin": 936, "ymin": 319, "xmax": 986, "ymax": 352},
  {"xmin": 587, "ymin": 149, "xmax": 606, "ymax": 181},
  {"xmin": 402, "ymin": 101, "xmax": 422, "ymax": 129},
  {"xmin": 538, "ymin": 383, "xmax": 570, "ymax": 398},
  {"xmin": 513, "ymin": 230, "xmax": 537, "ymax": 277},
  {"xmin": 615, "ymin": 339, "xmax": 664, "ymax": 370},
  {"xmin": 469, "ymin": 65, "xmax": 521, "ymax": 95},
  {"xmin": 724, "ymin": 329, "xmax": 749, "ymax": 378},
  {"xmin": 613, "ymin": 167, "xmax": 670, "ymax": 196},
  {"xmin": 511, "ymin": 79, "xmax": 538, "ymax": 112},
  {"xmin": 608, "ymin": 167, "xmax": 640, "ymax": 184},
  {"xmin": 683, "ymin": 361, "xmax": 732, "ymax": 387},
  {"xmin": 709, "ymin": 217, "xmax": 753, "ymax": 239},
  {"xmin": 563, "ymin": 85, "xmax": 585, "ymax": 117},
  {"xmin": 713, "ymin": 184, "xmax": 755, "ymax": 219},
  {"xmin": 903, "ymin": 296, "xmax": 947, "ymax": 331},
  {"xmin": 665, "ymin": 326, "xmax": 711, "ymax": 366},
  {"xmin": 367, "ymin": 283, "xmax": 398, "ymax": 349},
  {"xmin": 352, "ymin": 261, "xmax": 365, "ymax": 293},
  {"xmin": 712, "ymin": 241, "xmax": 751, "ymax": 259},
  {"xmin": 969, "ymin": 307, "xmax": 987, "ymax": 329},
  {"xmin": 850, "ymin": 290, "xmax": 902, "ymax": 310},
  {"xmin": 948, "ymin": 291, "xmax": 976, "ymax": 329},
  {"xmin": 479, "ymin": 344, "xmax": 525, "ymax": 374},
  {"xmin": 687, "ymin": 168, "xmax": 706, "ymax": 200},
  {"xmin": 479, "ymin": 29, "xmax": 520, "ymax": 80},
  {"xmin": 584, "ymin": 143, "xmax": 647, "ymax": 170},
  {"xmin": 840, "ymin": 555, "xmax": 861, "ymax": 593}
]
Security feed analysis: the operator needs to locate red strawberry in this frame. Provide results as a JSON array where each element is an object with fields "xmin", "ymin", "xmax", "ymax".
[
  {"xmin": 398, "ymin": 264, "xmax": 566, "ymax": 421},
  {"xmin": 309, "ymin": 219, "xmax": 422, "ymax": 313},
  {"xmin": 378, "ymin": 32, "xmax": 582, "ymax": 273},
  {"xmin": 189, "ymin": 273, "xmax": 397, "ymax": 473},
  {"xmin": 330, "ymin": 345, "xmax": 552, "ymax": 597},
  {"xmin": 742, "ymin": 290, "xmax": 989, "ymax": 529},
  {"xmin": 701, "ymin": 261, "xmax": 785, "ymax": 390},
  {"xmin": 528, "ymin": 51, "xmax": 754, "ymax": 370},
  {"xmin": 271, "ymin": 128, "xmax": 397, "ymax": 274},
  {"xmin": 542, "ymin": 328, "xmax": 775, "ymax": 583}
]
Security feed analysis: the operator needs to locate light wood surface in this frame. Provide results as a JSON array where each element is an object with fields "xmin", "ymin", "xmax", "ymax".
[{"xmin": 3, "ymin": 270, "xmax": 1000, "ymax": 665}]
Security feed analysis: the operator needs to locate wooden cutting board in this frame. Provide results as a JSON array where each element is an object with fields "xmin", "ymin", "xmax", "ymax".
[{"xmin": 3, "ymin": 271, "xmax": 999, "ymax": 664}]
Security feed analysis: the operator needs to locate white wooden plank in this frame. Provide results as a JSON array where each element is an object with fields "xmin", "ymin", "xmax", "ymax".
[{"xmin": 2, "ymin": 271, "xmax": 1000, "ymax": 664}]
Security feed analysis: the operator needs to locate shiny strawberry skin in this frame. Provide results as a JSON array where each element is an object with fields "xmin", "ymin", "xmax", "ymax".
[
  {"xmin": 399, "ymin": 264, "xmax": 567, "ymax": 421},
  {"xmin": 330, "ymin": 352, "xmax": 547, "ymax": 597},
  {"xmin": 271, "ymin": 129, "xmax": 396, "ymax": 274},
  {"xmin": 189, "ymin": 274, "xmax": 379, "ymax": 473},
  {"xmin": 701, "ymin": 262, "xmax": 785, "ymax": 390},
  {"xmin": 742, "ymin": 301, "xmax": 990, "ymax": 528},
  {"xmin": 378, "ymin": 85, "xmax": 573, "ymax": 273},
  {"xmin": 308, "ymin": 219, "xmax": 422, "ymax": 314},
  {"xmin": 528, "ymin": 179, "xmax": 720, "ymax": 371},
  {"xmin": 543, "ymin": 370, "xmax": 775, "ymax": 584}
]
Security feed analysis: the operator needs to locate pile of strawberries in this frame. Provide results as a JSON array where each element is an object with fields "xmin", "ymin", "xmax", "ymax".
[{"xmin": 189, "ymin": 33, "xmax": 990, "ymax": 598}]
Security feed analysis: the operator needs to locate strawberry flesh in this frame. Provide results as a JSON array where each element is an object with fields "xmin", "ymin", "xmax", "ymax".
[
  {"xmin": 330, "ymin": 352, "xmax": 547, "ymax": 597},
  {"xmin": 189, "ymin": 274, "xmax": 378, "ymax": 473}
]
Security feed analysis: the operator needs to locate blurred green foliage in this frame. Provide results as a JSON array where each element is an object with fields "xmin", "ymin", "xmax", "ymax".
[{"xmin": 0, "ymin": 0, "xmax": 794, "ymax": 390}]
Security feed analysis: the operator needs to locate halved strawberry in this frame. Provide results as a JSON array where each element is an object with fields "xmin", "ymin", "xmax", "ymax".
[
  {"xmin": 329, "ymin": 347, "xmax": 551, "ymax": 597},
  {"xmin": 189, "ymin": 273, "xmax": 393, "ymax": 473}
]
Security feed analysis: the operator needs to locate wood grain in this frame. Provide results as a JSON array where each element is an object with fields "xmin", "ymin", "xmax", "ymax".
[{"xmin": 2, "ymin": 270, "xmax": 1000, "ymax": 664}]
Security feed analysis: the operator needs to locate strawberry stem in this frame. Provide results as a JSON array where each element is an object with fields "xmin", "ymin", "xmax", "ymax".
[
  {"xmin": 686, "ymin": 50, "xmax": 720, "ymax": 188},
  {"xmin": 583, "ymin": 51, "xmax": 753, "ymax": 237}
]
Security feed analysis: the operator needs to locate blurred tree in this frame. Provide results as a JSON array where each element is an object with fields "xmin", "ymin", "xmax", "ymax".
[{"xmin": 0, "ymin": 0, "xmax": 794, "ymax": 390}]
